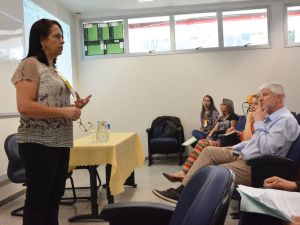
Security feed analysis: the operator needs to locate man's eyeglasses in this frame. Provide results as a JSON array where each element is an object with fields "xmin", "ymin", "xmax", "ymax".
[{"xmin": 77, "ymin": 118, "xmax": 93, "ymax": 132}]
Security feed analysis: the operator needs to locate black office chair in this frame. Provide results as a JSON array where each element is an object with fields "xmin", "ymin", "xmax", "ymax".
[
  {"xmin": 247, "ymin": 133, "xmax": 300, "ymax": 187},
  {"xmin": 146, "ymin": 116, "xmax": 185, "ymax": 166},
  {"xmin": 4, "ymin": 133, "xmax": 79, "ymax": 213},
  {"xmin": 237, "ymin": 129, "xmax": 300, "ymax": 225},
  {"xmin": 4, "ymin": 133, "xmax": 26, "ymax": 216},
  {"xmin": 62, "ymin": 165, "xmax": 102, "ymax": 205},
  {"xmin": 230, "ymin": 133, "xmax": 300, "ymax": 219},
  {"xmin": 100, "ymin": 166, "xmax": 235, "ymax": 225}
]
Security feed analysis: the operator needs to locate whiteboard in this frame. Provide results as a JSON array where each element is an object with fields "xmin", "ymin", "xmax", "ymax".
[
  {"xmin": 0, "ymin": 10, "xmax": 24, "ymax": 114},
  {"xmin": 23, "ymin": 0, "xmax": 73, "ymax": 85},
  {"xmin": 0, "ymin": 0, "xmax": 73, "ymax": 115}
]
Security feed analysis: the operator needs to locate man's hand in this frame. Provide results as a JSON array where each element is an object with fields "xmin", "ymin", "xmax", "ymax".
[
  {"xmin": 74, "ymin": 92, "xmax": 92, "ymax": 109},
  {"xmin": 253, "ymin": 104, "xmax": 266, "ymax": 121}
]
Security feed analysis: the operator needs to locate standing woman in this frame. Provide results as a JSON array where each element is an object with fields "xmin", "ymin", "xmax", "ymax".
[
  {"xmin": 11, "ymin": 19, "xmax": 91, "ymax": 225},
  {"xmin": 192, "ymin": 95, "xmax": 219, "ymax": 140}
]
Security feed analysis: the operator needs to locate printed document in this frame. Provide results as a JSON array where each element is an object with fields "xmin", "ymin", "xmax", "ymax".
[
  {"xmin": 182, "ymin": 137, "xmax": 197, "ymax": 146},
  {"xmin": 237, "ymin": 185, "xmax": 300, "ymax": 222}
]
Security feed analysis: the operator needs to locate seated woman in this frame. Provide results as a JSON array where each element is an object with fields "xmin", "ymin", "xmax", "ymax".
[
  {"xmin": 227, "ymin": 94, "xmax": 259, "ymax": 142},
  {"xmin": 163, "ymin": 98, "xmax": 240, "ymax": 182},
  {"xmin": 192, "ymin": 95, "xmax": 219, "ymax": 140}
]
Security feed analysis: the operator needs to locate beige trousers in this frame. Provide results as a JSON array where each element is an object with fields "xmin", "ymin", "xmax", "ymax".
[{"xmin": 182, "ymin": 146, "xmax": 251, "ymax": 186}]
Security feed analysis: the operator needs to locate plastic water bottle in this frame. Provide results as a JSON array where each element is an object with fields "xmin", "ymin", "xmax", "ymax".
[
  {"xmin": 106, "ymin": 122, "xmax": 110, "ymax": 140},
  {"xmin": 106, "ymin": 122, "xmax": 111, "ymax": 130},
  {"xmin": 96, "ymin": 121, "xmax": 109, "ymax": 143}
]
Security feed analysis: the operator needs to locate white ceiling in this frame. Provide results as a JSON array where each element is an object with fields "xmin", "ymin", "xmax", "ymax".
[{"xmin": 55, "ymin": 0, "xmax": 263, "ymax": 14}]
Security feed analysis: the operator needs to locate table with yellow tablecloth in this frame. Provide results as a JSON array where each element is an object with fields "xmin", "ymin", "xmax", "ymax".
[{"xmin": 68, "ymin": 132, "xmax": 145, "ymax": 222}]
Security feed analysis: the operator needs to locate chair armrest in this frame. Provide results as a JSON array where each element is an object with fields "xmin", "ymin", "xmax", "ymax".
[
  {"xmin": 247, "ymin": 156, "xmax": 295, "ymax": 187},
  {"xmin": 176, "ymin": 127, "xmax": 183, "ymax": 140},
  {"xmin": 101, "ymin": 202, "xmax": 174, "ymax": 225},
  {"xmin": 146, "ymin": 128, "xmax": 153, "ymax": 139},
  {"xmin": 247, "ymin": 156, "xmax": 294, "ymax": 166},
  {"xmin": 176, "ymin": 127, "xmax": 185, "ymax": 154}
]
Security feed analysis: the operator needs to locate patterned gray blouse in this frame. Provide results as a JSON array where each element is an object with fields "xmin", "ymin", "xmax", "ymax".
[{"xmin": 11, "ymin": 57, "xmax": 73, "ymax": 148}]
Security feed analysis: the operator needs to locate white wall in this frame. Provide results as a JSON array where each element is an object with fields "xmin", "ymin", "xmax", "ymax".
[
  {"xmin": 1, "ymin": 0, "xmax": 300, "ymax": 203},
  {"xmin": 0, "ymin": 0, "xmax": 75, "ymax": 202},
  {"xmin": 74, "ymin": 0, "xmax": 300, "ymax": 155}
]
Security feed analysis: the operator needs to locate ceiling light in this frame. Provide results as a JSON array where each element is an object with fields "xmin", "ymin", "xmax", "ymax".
[{"xmin": 137, "ymin": 0, "xmax": 154, "ymax": 3}]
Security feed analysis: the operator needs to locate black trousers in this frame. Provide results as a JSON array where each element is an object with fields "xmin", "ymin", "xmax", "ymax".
[
  {"xmin": 239, "ymin": 212, "xmax": 283, "ymax": 225},
  {"xmin": 19, "ymin": 143, "xmax": 70, "ymax": 225}
]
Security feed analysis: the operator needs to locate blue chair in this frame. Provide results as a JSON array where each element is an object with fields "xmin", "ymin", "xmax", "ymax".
[
  {"xmin": 296, "ymin": 113, "xmax": 300, "ymax": 125},
  {"xmin": 236, "ymin": 115, "xmax": 246, "ymax": 132},
  {"xmin": 100, "ymin": 166, "xmax": 235, "ymax": 225},
  {"xmin": 146, "ymin": 116, "xmax": 185, "ymax": 166}
]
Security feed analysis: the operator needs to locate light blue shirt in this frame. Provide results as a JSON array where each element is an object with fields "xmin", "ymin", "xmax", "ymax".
[{"xmin": 232, "ymin": 107, "xmax": 300, "ymax": 160}]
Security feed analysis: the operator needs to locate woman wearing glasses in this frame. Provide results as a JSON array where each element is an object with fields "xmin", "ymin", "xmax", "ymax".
[
  {"xmin": 163, "ymin": 98, "xmax": 239, "ymax": 182},
  {"xmin": 11, "ymin": 19, "xmax": 91, "ymax": 225}
]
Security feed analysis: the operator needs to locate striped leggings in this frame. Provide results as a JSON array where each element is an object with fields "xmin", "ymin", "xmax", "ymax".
[{"xmin": 182, "ymin": 139, "xmax": 221, "ymax": 174}]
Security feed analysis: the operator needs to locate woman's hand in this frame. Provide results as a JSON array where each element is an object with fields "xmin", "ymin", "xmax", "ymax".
[
  {"xmin": 74, "ymin": 92, "xmax": 92, "ymax": 109},
  {"xmin": 288, "ymin": 216, "xmax": 300, "ymax": 225},
  {"xmin": 246, "ymin": 111, "xmax": 255, "ymax": 123},
  {"xmin": 264, "ymin": 176, "xmax": 297, "ymax": 191},
  {"xmin": 63, "ymin": 107, "xmax": 81, "ymax": 121},
  {"xmin": 226, "ymin": 127, "xmax": 235, "ymax": 133}
]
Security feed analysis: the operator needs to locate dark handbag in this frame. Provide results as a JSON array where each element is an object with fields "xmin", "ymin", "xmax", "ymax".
[
  {"xmin": 210, "ymin": 130, "xmax": 226, "ymax": 141},
  {"xmin": 219, "ymin": 132, "xmax": 241, "ymax": 147}
]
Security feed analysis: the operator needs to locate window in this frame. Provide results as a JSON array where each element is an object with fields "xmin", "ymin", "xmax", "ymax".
[
  {"xmin": 0, "ymin": 13, "xmax": 23, "ymax": 61},
  {"xmin": 174, "ymin": 12, "xmax": 218, "ymax": 50},
  {"xmin": 286, "ymin": 5, "xmax": 300, "ymax": 45},
  {"xmin": 81, "ymin": 6, "xmax": 271, "ymax": 58},
  {"xmin": 83, "ymin": 20, "xmax": 124, "ymax": 56},
  {"xmin": 222, "ymin": 8, "xmax": 269, "ymax": 47},
  {"xmin": 128, "ymin": 16, "xmax": 171, "ymax": 53}
]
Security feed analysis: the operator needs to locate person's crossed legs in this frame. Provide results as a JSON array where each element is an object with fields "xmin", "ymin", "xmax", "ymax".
[{"xmin": 153, "ymin": 146, "xmax": 251, "ymax": 203}]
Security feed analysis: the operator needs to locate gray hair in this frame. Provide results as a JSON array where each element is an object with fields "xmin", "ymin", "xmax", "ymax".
[{"xmin": 258, "ymin": 82, "xmax": 286, "ymax": 98}]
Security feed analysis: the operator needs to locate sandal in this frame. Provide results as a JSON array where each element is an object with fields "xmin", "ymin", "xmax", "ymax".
[{"xmin": 162, "ymin": 173, "xmax": 184, "ymax": 183}]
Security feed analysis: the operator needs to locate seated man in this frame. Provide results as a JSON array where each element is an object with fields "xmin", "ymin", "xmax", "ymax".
[
  {"xmin": 153, "ymin": 82, "xmax": 300, "ymax": 204},
  {"xmin": 239, "ymin": 176, "xmax": 300, "ymax": 225}
]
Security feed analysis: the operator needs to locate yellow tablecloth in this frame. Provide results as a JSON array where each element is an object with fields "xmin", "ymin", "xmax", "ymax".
[{"xmin": 69, "ymin": 132, "xmax": 144, "ymax": 195}]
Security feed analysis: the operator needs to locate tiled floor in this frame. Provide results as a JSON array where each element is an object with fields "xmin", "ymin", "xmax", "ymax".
[{"xmin": 0, "ymin": 159, "xmax": 239, "ymax": 225}]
